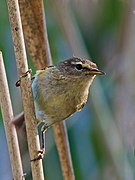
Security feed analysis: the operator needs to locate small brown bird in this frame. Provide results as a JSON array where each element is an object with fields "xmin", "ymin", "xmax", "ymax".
[
  {"xmin": 15, "ymin": 57, "xmax": 105, "ymax": 160},
  {"xmin": 32, "ymin": 57, "xmax": 105, "ymax": 127}
]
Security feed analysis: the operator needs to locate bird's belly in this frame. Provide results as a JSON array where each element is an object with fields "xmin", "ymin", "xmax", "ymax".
[
  {"xmin": 43, "ymin": 95, "xmax": 76, "ymax": 121},
  {"xmin": 36, "ymin": 95, "xmax": 87, "ymax": 125},
  {"xmin": 35, "ymin": 88, "xmax": 88, "ymax": 126}
]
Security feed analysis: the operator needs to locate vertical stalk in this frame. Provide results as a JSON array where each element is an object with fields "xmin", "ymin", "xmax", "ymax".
[
  {"xmin": 53, "ymin": 122, "xmax": 74, "ymax": 180},
  {"xmin": 6, "ymin": 0, "xmax": 44, "ymax": 179},
  {"xmin": 0, "ymin": 52, "xmax": 24, "ymax": 179}
]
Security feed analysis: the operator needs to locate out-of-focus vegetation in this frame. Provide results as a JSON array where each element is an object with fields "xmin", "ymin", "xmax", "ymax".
[{"xmin": 0, "ymin": 0, "xmax": 135, "ymax": 179}]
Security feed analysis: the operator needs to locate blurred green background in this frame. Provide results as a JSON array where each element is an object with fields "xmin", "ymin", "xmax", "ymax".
[{"xmin": 0, "ymin": 0, "xmax": 135, "ymax": 179}]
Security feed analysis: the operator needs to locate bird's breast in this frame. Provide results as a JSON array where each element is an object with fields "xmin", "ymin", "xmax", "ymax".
[{"xmin": 32, "ymin": 73, "xmax": 92, "ymax": 126}]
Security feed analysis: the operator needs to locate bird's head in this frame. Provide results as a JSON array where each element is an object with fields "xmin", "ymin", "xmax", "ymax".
[{"xmin": 57, "ymin": 57, "xmax": 105, "ymax": 79}]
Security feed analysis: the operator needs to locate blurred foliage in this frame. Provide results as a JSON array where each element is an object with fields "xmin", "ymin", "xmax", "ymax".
[{"xmin": 0, "ymin": 0, "xmax": 134, "ymax": 180}]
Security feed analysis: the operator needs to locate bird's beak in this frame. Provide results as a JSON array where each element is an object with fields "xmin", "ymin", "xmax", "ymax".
[{"xmin": 90, "ymin": 68, "xmax": 106, "ymax": 75}]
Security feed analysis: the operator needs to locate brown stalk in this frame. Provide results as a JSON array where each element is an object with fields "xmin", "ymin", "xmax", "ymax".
[
  {"xmin": 51, "ymin": 0, "xmax": 125, "ymax": 179},
  {"xmin": 7, "ymin": 0, "xmax": 44, "ymax": 179},
  {"xmin": 0, "ymin": 52, "xmax": 24, "ymax": 179},
  {"xmin": 18, "ymin": 0, "xmax": 52, "ymax": 69}
]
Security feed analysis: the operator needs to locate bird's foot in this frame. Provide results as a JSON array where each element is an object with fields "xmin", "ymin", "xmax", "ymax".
[
  {"xmin": 31, "ymin": 148, "xmax": 45, "ymax": 161},
  {"xmin": 15, "ymin": 69, "xmax": 32, "ymax": 87}
]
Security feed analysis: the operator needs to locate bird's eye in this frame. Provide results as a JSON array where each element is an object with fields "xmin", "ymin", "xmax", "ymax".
[{"xmin": 75, "ymin": 64, "xmax": 83, "ymax": 70}]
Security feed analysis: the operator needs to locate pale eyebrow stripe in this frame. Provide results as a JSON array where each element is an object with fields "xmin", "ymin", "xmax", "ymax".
[{"xmin": 70, "ymin": 61, "xmax": 82, "ymax": 65}]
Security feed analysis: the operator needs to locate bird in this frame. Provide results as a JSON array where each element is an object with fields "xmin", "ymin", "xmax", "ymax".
[{"xmin": 15, "ymin": 56, "xmax": 105, "ymax": 160}]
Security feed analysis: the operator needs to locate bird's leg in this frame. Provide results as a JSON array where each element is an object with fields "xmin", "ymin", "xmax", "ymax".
[
  {"xmin": 31, "ymin": 124, "xmax": 48, "ymax": 161},
  {"xmin": 37, "ymin": 124, "xmax": 48, "ymax": 156}
]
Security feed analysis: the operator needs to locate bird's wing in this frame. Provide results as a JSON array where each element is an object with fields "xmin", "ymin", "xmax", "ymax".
[{"xmin": 49, "ymin": 67, "xmax": 66, "ymax": 81}]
